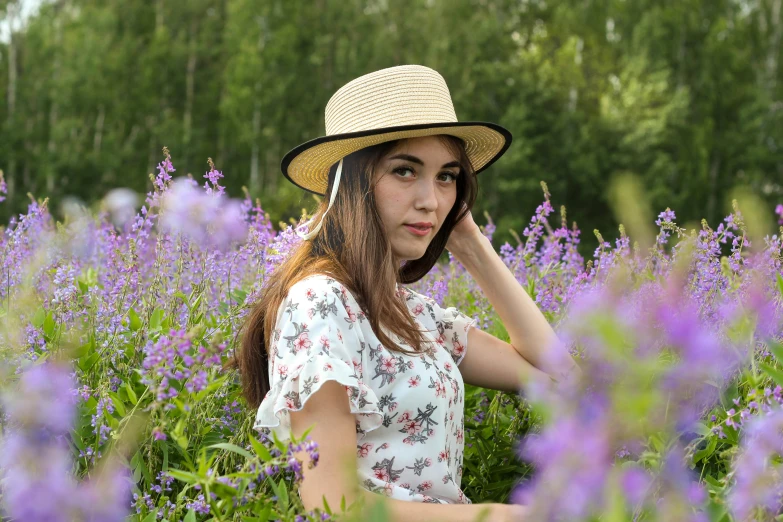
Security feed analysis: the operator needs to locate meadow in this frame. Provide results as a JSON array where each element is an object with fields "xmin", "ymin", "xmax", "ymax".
[{"xmin": 1, "ymin": 151, "xmax": 782, "ymax": 521}]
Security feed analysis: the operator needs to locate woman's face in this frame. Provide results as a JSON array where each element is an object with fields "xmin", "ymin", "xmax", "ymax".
[{"xmin": 373, "ymin": 136, "xmax": 460, "ymax": 262}]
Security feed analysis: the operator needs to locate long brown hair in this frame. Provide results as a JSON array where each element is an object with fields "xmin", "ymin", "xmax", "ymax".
[{"xmin": 226, "ymin": 135, "xmax": 477, "ymax": 409}]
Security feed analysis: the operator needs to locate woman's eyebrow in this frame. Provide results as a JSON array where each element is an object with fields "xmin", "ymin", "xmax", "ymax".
[{"xmin": 387, "ymin": 153, "xmax": 460, "ymax": 169}]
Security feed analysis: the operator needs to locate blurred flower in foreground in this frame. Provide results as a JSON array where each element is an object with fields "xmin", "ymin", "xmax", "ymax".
[
  {"xmin": 0, "ymin": 362, "xmax": 131, "ymax": 522},
  {"xmin": 512, "ymin": 241, "xmax": 773, "ymax": 520},
  {"xmin": 102, "ymin": 187, "xmax": 140, "ymax": 231},
  {"xmin": 158, "ymin": 177, "xmax": 248, "ymax": 251},
  {"xmin": 728, "ymin": 406, "xmax": 783, "ymax": 520}
]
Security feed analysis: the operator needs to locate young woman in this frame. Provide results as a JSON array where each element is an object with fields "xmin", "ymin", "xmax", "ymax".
[{"xmin": 232, "ymin": 65, "xmax": 579, "ymax": 521}]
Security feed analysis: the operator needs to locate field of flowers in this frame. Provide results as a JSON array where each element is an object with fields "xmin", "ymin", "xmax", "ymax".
[{"xmin": 1, "ymin": 150, "xmax": 783, "ymax": 521}]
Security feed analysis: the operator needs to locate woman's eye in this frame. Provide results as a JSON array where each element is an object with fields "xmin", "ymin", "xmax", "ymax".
[
  {"xmin": 438, "ymin": 172, "xmax": 459, "ymax": 183},
  {"xmin": 393, "ymin": 166, "xmax": 415, "ymax": 178}
]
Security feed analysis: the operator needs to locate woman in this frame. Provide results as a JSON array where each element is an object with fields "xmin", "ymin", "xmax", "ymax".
[{"xmin": 233, "ymin": 65, "xmax": 579, "ymax": 521}]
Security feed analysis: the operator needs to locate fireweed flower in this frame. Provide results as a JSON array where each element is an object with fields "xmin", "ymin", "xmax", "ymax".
[
  {"xmin": 728, "ymin": 406, "xmax": 783, "ymax": 519},
  {"xmin": 141, "ymin": 328, "xmax": 227, "ymax": 410},
  {"xmin": 0, "ymin": 363, "xmax": 131, "ymax": 521},
  {"xmin": 158, "ymin": 177, "xmax": 248, "ymax": 252}
]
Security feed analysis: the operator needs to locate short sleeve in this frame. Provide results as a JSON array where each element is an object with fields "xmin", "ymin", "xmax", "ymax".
[
  {"xmin": 253, "ymin": 276, "xmax": 383, "ymax": 441},
  {"xmin": 431, "ymin": 302, "xmax": 475, "ymax": 366},
  {"xmin": 402, "ymin": 286, "xmax": 475, "ymax": 366}
]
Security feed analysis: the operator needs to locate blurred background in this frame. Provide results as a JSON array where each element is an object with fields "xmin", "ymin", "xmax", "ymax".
[{"xmin": 0, "ymin": 0, "xmax": 781, "ymax": 253}]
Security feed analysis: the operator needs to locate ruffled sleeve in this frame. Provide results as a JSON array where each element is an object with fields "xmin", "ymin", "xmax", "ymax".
[
  {"xmin": 433, "ymin": 304, "xmax": 474, "ymax": 366},
  {"xmin": 253, "ymin": 276, "xmax": 383, "ymax": 442},
  {"xmin": 401, "ymin": 286, "xmax": 475, "ymax": 366}
]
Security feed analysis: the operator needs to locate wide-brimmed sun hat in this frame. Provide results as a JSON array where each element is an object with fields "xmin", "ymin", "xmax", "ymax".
[{"xmin": 282, "ymin": 64, "xmax": 512, "ymax": 239}]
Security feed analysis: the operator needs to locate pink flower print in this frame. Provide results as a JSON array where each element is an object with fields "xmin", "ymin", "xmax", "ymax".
[
  {"xmin": 380, "ymin": 356, "xmax": 397, "ymax": 374},
  {"xmin": 319, "ymin": 335, "xmax": 330, "ymax": 350},
  {"xmin": 305, "ymin": 288, "xmax": 316, "ymax": 300},
  {"xmin": 438, "ymin": 449, "xmax": 449, "ymax": 463},
  {"xmin": 285, "ymin": 396, "xmax": 296, "ymax": 409},
  {"xmin": 323, "ymin": 362, "xmax": 333, "ymax": 372},
  {"xmin": 357, "ymin": 443, "xmax": 373, "ymax": 458},
  {"xmin": 398, "ymin": 411, "xmax": 412, "ymax": 423},
  {"xmin": 418, "ymin": 481, "xmax": 432, "ymax": 492},
  {"xmin": 375, "ymin": 443, "xmax": 389, "ymax": 452},
  {"xmin": 444, "ymin": 361, "xmax": 452, "ymax": 372},
  {"xmin": 293, "ymin": 333, "xmax": 312, "ymax": 353},
  {"xmin": 452, "ymin": 339, "xmax": 465, "ymax": 358},
  {"xmin": 406, "ymin": 360, "xmax": 414, "ymax": 369},
  {"xmin": 425, "ymin": 458, "xmax": 433, "ymax": 466},
  {"xmin": 442, "ymin": 475, "xmax": 450, "ymax": 484},
  {"xmin": 450, "ymin": 380, "xmax": 458, "ymax": 396},
  {"xmin": 358, "ymin": 310, "xmax": 366, "ymax": 321},
  {"xmin": 434, "ymin": 381, "xmax": 446, "ymax": 398},
  {"xmin": 337, "ymin": 329, "xmax": 343, "ymax": 342},
  {"xmin": 412, "ymin": 303, "xmax": 424, "ymax": 316},
  {"xmin": 403, "ymin": 420, "xmax": 420, "ymax": 434},
  {"xmin": 383, "ymin": 484, "xmax": 394, "ymax": 497},
  {"xmin": 408, "ymin": 375, "xmax": 421, "ymax": 387},
  {"xmin": 389, "ymin": 401, "xmax": 398, "ymax": 411},
  {"xmin": 400, "ymin": 483, "xmax": 410, "ymax": 490},
  {"xmin": 449, "ymin": 411, "xmax": 454, "ymax": 422},
  {"xmin": 307, "ymin": 308, "xmax": 316, "ymax": 319},
  {"xmin": 345, "ymin": 305, "xmax": 357, "ymax": 323},
  {"xmin": 373, "ymin": 468, "xmax": 390, "ymax": 482},
  {"xmin": 436, "ymin": 333, "xmax": 446, "ymax": 346},
  {"xmin": 277, "ymin": 365, "xmax": 288, "ymax": 379},
  {"xmin": 456, "ymin": 428, "xmax": 464, "ymax": 444}
]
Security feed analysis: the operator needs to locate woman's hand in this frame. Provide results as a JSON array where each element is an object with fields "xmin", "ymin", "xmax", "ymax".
[{"xmin": 446, "ymin": 204, "xmax": 484, "ymax": 261}]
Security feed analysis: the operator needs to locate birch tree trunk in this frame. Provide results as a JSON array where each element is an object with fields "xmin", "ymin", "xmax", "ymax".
[
  {"xmin": 46, "ymin": 10, "xmax": 63, "ymax": 194},
  {"xmin": 767, "ymin": 0, "xmax": 782, "ymax": 92},
  {"xmin": 6, "ymin": 2, "xmax": 18, "ymax": 201},
  {"xmin": 183, "ymin": 18, "xmax": 198, "ymax": 167}
]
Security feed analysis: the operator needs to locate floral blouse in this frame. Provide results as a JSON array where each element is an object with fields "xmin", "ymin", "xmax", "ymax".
[{"xmin": 253, "ymin": 274, "xmax": 475, "ymax": 504}]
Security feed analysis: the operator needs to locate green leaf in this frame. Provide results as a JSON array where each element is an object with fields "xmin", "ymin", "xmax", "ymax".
[
  {"xmin": 150, "ymin": 309, "xmax": 164, "ymax": 330},
  {"xmin": 129, "ymin": 308, "xmax": 142, "ymax": 331},
  {"xmin": 276, "ymin": 480, "xmax": 289, "ymax": 512},
  {"xmin": 78, "ymin": 352, "xmax": 100, "ymax": 372},
  {"xmin": 183, "ymin": 510, "xmax": 196, "ymax": 522},
  {"xmin": 32, "ymin": 307, "xmax": 46, "ymax": 328},
  {"xmin": 693, "ymin": 437, "xmax": 718, "ymax": 464},
  {"xmin": 174, "ymin": 433, "xmax": 189, "ymax": 451},
  {"xmin": 768, "ymin": 341, "xmax": 783, "ymax": 364},
  {"xmin": 141, "ymin": 512, "xmax": 158, "ymax": 522},
  {"xmin": 760, "ymin": 362, "xmax": 783, "ymax": 388},
  {"xmin": 108, "ymin": 392, "xmax": 127, "ymax": 417},
  {"xmin": 124, "ymin": 382, "xmax": 138, "ymax": 405},
  {"xmin": 43, "ymin": 312, "xmax": 56, "ymax": 337},
  {"xmin": 208, "ymin": 442, "xmax": 254, "ymax": 460},
  {"xmin": 777, "ymin": 273, "xmax": 783, "ymax": 298},
  {"xmin": 166, "ymin": 468, "xmax": 201, "ymax": 484},
  {"xmin": 248, "ymin": 434, "xmax": 273, "ymax": 462}
]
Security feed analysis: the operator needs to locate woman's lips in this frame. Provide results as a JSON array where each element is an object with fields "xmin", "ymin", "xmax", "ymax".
[{"xmin": 404, "ymin": 224, "xmax": 432, "ymax": 237}]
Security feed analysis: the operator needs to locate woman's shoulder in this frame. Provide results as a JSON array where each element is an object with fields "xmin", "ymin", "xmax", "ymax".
[{"xmin": 285, "ymin": 273, "xmax": 357, "ymax": 310}]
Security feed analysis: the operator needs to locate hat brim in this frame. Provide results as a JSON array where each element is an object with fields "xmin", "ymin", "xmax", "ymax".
[{"xmin": 281, "ymin": 121, "xmax": 512, "ymax": 196}]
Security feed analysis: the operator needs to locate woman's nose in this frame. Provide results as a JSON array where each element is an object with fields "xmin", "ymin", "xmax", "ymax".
[{"xmin": 413, "ymin": 178, "xmax": 438, "ymax": 212}]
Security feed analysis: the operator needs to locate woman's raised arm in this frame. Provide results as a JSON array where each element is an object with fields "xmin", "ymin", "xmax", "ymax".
[{"xmin": 289, "ymin": 381, "xmax": 527, "ymax": 521}]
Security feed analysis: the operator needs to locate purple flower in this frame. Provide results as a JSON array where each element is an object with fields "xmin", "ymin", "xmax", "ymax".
[
  {"xmin": 2, "ymin": 363, "xmax": 78, "ymax": 434},
  {"xmin": 729, "ymin": 407, "xmax": 783, "ymax": 519}
]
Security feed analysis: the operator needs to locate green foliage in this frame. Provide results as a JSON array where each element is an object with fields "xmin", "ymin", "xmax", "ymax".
[{"xmin": 0, "ymin": 0, "xmax": 781, "ymax": 253}]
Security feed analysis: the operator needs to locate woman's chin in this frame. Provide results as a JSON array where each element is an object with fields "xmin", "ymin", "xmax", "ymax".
[{"xmin": 392, "ymin": 244, "xmax": 429, "ymax": 263}]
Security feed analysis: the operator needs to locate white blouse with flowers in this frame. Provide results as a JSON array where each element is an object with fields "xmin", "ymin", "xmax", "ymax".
[{"xmin": 253, "ymin": 274, "xmax": 475, "ymax": 504}]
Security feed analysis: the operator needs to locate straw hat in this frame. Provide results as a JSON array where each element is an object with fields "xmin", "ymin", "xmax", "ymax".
[{"xmin": 281, "ymin": 64, "xmax": 512, "ymax": 196}]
